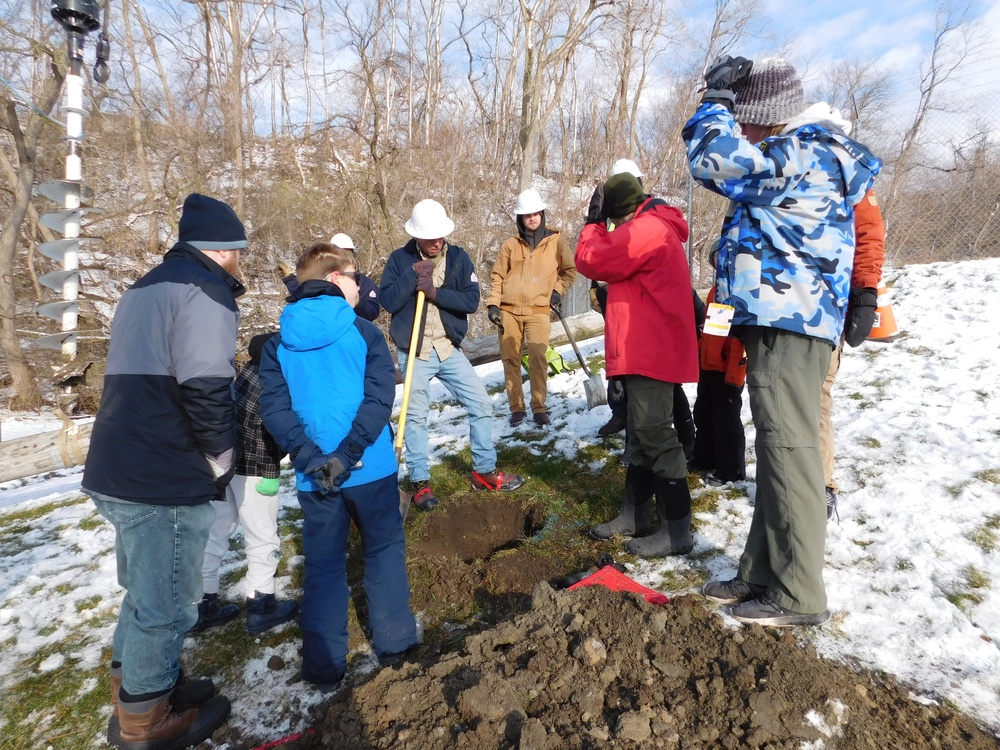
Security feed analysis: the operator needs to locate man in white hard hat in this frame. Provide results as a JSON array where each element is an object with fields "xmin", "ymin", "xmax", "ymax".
[
  {"xmin": 380, "ymin": 199, "xmax": 525, "ymax": 511},
  {"xmin": 278, "ymin": 232, "xmax": 381, "ymax": 322},
  {"xmin": 486, "ymin": 188, "xmax": 577, "ymax": 427}
]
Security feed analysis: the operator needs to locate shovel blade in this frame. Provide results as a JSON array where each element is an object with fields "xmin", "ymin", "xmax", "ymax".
[{"xmin": 585, "ymin": 375, "xmax": 608, "ymax": 409}]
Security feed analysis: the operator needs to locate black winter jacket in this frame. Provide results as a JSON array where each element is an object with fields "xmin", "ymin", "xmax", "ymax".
[
  {"xmin": 83, "ymin": 244, "xmax": 244, "ymax": 505},
  {"xmin": 379, "ymin": 240, "xmax": 480, "ymax": 352}
]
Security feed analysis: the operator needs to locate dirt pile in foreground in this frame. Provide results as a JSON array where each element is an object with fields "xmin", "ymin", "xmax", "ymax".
[{"xmin": 306, "ymin": 584, "xmax": 998, "ymax": 749}]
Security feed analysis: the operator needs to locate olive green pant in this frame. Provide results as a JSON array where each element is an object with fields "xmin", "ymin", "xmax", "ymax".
[
  {"xmin": 738, "ymin": 328, "xmax": 832, "ymax": 614},
  {"xmin": 623, "ymin": 375, "xmax": 687, "ymax": 481}
]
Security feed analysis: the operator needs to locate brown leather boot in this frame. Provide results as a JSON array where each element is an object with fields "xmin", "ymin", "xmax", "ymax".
[
  {"xmin": 108, "ymin": 669, "xmax": 216, "ymax": 746},
  {"xmin": 117, "ymin": 694, "xmax": 230, "ymax": 750}
]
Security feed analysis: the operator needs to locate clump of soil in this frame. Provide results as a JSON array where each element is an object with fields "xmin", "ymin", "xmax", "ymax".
[{"xmin": 310, "ymin": 584, "xmax": 999, "ymax": 750}]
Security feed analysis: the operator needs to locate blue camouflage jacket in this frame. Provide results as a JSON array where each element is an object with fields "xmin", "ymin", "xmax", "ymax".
[{"xmin": 684, "ymin": 102, "xmax": 882, "ymax": 345}]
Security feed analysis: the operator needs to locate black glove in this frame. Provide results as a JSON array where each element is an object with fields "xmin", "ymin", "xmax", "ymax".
[
  {"xmin": 843, "ymin": 287, "xmax": 878, "ymax": 347},
  {"xmin": 701, "ymin": 55, "xmax": 753, "ymax": 110},
  {"xmin": 585, "ymin": 184, "xmax": 604, "ymax": 225},
  {"xmin": 487, "ymin": 305, "xmax": 502, "ymax": 326},
  {"xmin": 309, "ymin": 455, "xmax": 351, "ymax": 494},
  {"xmin": 550, "ymin": 290, "xmax": 562, "ymax": 312},
  {"xmin": 416, "ymin": 273, "xmax": 437, "ymax": 301}
]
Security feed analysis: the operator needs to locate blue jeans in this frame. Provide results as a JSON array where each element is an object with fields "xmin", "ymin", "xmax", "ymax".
[
  {"xmin": 298, "ymin": 473, "xmax": 417, "ymax": 684},
  {"xmin": 88, "ymin": 491, "xmax": 213, "ymax": 697},
  {"xmin": 397, "ymin": 348, "xmax": 496, "ymax": 481}
]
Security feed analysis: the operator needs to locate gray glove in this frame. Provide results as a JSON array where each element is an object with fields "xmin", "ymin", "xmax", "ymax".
[
  {"xmin": 487, "ymin": 305, "xmax": 502, "ymax": 326},
  {"xmin": 309, "ymin": 455, "xmax": 351, "ymax": 494},
  {"xmin": 702, "ymin": 55, "xmax": 754, "ymax": 110}
]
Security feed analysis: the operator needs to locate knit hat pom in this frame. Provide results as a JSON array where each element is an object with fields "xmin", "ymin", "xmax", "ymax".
[
  {"xmin": 733, "ymin": 58, "xmax": 805, "ymax": 127},
  {"xmin": 178, "ymin": 194, "xmax": 248, "ymax": 252}
]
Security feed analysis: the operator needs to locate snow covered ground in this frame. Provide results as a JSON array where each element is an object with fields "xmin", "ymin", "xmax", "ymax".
[{"xmin": 1, "ymin": 257, "xmax": 999, "ymax": 746}]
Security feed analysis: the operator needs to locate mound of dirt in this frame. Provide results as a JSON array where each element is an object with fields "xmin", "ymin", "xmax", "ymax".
[{"xmin": 310, "ymin": 583, "xmax": 998, "ymax": 750}]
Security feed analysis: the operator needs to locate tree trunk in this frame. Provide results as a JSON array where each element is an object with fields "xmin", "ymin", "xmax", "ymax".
[{"xmin": 0, "ymin": 54, "xmax": 64, "ymax": 409}]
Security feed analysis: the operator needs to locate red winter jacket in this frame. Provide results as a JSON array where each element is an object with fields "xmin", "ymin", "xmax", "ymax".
[
  {"xmin": 699, "ymin": 287, "xmax": 747, "ymax": 387},
  {"xmin": 575, "ymin": 198, "xmax": 699, "ymax": 384}
]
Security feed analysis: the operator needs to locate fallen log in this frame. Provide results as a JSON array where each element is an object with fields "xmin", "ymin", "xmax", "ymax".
[
  {"xmin": 0, "ymin": 420, "xmax": 92, "ymax": 484},
  {"xmin": 0, "ymin": 312, "xmax": 607, "ymax": 484},
  {"xmin": 462, "ymin": 310, "xmax": 605, "ymax": 366}
]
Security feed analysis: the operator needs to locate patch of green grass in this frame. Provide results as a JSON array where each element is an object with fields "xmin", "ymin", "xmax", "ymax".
[
  {"xmin": 966, "ymin": 566, "xmax": 990, "ymax": 590},
  {"xmin": 0, "ymin": 496, "xmax": 89, "ymax": 532},
  {"xmin": 853, "ymin": 539, "xmax": 874, "ymax": 550},
  {"xmin": 1, "ymin": 645, "xmax": 110, "ymax": 750},
  {"xmin": 860, "ymin": 437, "xmax": 882, "ymax": 450},
  {"xmin": 486, "ymin": 382, "xmax": 506, "ymax": 396},
  {"xmin": 895, "ymin": 559, "xmax": 914, "ymax": 571},
  {"xmin": 946, "ymin": 481, "xmax": 970, "ymax": 498},
  {"xmin": 971, "ymin": 515, "xmax": 1000, "ymax": 553},
  {"xmin": 75, "ymin": 596, "xmax": 102, "ymax": 613},
  {"xmin": 947, "ymin": 591, "xmax": 983, "ymax": 610},
  {"xmin": 974, "ymin": 469, "xmax": 1000, "ymax": 485},
  {"xmin": 848, "ymin": 392, "xmax": 864, "ymax": 400},
  {"xmin": 77, "ymin": 514, "xmax": 104, "ymax": 531}
]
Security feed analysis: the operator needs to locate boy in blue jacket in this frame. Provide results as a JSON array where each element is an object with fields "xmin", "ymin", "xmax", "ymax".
[{"xmin": 258, "ymin": 242, "xmax": 419, "ymax": 688}]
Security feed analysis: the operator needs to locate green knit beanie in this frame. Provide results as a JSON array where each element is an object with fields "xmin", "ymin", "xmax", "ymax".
[{"xmin": 602, "ymin": 173, "xmax": 645, "ymax": 220}]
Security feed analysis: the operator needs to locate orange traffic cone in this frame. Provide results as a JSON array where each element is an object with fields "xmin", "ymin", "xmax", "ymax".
[{"xmin": 867, "ymin": 280, "xmax": 900, "ymax": 341}]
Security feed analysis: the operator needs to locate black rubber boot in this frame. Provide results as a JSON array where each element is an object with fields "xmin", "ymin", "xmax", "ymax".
[
  {"xmin": 625, "ymin": 477, "xmax": 693, "ymax": 558},
  {"xmin": 590, "ymin": 465, "xmax": 655, "ymax": 540}
]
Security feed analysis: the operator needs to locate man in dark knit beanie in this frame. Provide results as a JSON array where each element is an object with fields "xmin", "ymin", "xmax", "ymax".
[
  {"xmin": 601, "ymin": 173, "xmax": 646, "ymax": 222},
  {"xmin": 83, "ymin": 192, "xmax": 248, "ymax": 749}
]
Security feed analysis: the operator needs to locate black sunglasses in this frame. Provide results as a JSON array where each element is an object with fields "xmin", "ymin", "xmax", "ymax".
[{"xmin": 338, "ymin": 270, "xmax": 361, "ymax": 282}]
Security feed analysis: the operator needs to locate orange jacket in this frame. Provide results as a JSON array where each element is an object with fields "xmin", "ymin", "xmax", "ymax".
[
  {"xmin": 699, "ymin": 288, "xmax": 747, "ymax": 387},
  {"xmin": 851, "ymin": 189, "xmax": 885, "ymax": 289}
]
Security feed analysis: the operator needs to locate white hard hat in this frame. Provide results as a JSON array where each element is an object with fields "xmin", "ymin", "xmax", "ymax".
[
  {"xmin": 610, "ymin": 158, "xmax": 644, "ymax": 178},
  {"xmin": 513, "ymin": 188, "xmax": 547, "ymax": 215},
  {"xmin": 329, "ymin": 232, "xmax": 355, "ymax": 250},
  {"xmin": 404, "ymin": 199, "xmax": 455, "ymax": 239}
]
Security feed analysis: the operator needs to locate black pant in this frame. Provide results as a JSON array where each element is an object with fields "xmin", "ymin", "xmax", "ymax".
[{"xmin": 691, "ymin": 370, "xmax": 746, "ymax": 481}]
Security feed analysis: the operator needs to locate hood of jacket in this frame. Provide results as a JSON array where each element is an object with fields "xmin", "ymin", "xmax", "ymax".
[{"xmin": 279, "ymin": 281, "xmax": 356, "ymax": 353}]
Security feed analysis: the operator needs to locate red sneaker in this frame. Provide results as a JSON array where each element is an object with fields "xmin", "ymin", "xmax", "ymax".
[
  {"xmin": 471, "ymin": 469, "xmax": 525, "ymax": 492},
  {"xmin": 412, "ymin": 481, "xmax": 439, "ymax": 511}
]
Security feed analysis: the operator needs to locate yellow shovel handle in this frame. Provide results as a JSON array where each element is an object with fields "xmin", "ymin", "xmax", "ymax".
[{"xmin": 395, "ymin": 290, "xmax": 426, "ymax": 460}]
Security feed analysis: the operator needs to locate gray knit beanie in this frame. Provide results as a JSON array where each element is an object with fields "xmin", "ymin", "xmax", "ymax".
[{"xmin": 733, "ymin": 58, "xmax": 805, "ymax": 127}]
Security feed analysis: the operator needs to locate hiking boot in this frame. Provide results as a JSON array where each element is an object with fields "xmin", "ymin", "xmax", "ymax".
[
  {"xmin": 826, "ymin": 487, "xmax": 839, "ymax": 522},
  {"xmin": 597, "ymin": 413, "xmax": 627, "ymax": 437},
  {"xmin": 509, "ymin": 411, "xmax": 527, "ymax": 426},
  {"xmin": 108, "ymin": 669, "xmax": 216, "ymax": 746},
  {"xmin": 533, "ymin": 412, "xmax": 551, "ymax": 426},
  {"xmin": 471, "ymin": 469, "xmax": 525, "ymax": 492},
  {"xmin": 590, "ymin": 465, "xmax": 654, "ymax": 540},
  {"xmin": 117, "ymin": 693, "xmax": 230, "ymax": 750},
  {"xmin": 190, "ymin": 593, "xmax": 239, "ymax": 633},
  {"xmin": 246, "ymin": 591, "xmax": 298, "ymax": 635},
  {"xmin": 702, "ymin": 577, "xmax": 766, "ymax": 604},
  {"xmin": 704, "ymin": 472, "xmax": 726, "ymax": 487},
  {"xmin": 729, "ymin": 595, "xmax": 830, "ymax": 627},
  {"xmin": 412, "ymin": 481, "xmax": 439, "ymax": 511}
]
